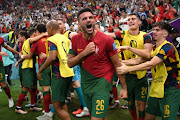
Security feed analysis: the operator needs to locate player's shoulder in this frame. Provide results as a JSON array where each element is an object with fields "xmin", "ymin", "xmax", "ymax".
[
  {"xmin": 162, "ymin": 42, "xmax": 174, "ymax": 50},
  {"xmin": 71, "ymin": 32, "xmax": 82, "ymax": 40},
  {"xmin": 97, "ymin": 31, "xmax": 113, "ymax": 40}
]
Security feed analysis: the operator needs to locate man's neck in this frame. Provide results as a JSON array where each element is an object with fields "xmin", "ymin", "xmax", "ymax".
[
  {"xmin": 129, "ymin": 29, "xmax": 140, "ymax": 35},
  {"xmin": 52, "ymin": 31, "xmax": 60, "ymax": 36},
  {"xmin": 155, "ymin": 38, "xmax": 166, "ymax": 47},
  {"xmin": 83, "ymin": 30, "xmax": 97, "ymax": 40}
]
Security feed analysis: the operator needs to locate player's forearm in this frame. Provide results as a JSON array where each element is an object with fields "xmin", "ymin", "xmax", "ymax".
[
  {"xmin": 17, "ymin": 58, "xmax": 23, "ymax": 63},
  {"xmin": 29, "ymin": 33, "xmax": 45, "ymax": 44},
  {"xmin": 5, "ymin": 45, "xmax": 19, "ymax": 55},
  {"xmin": 117, "ymin": 74, "xmax": 127, "ymax": 90},
  {"xmin": 39, "ymin": 57, "xmax": 55, "ymax": 73},
  {"xmin": 105, "ymin": 33, "xmax": 116, "ymax": 39},
  {"xmin": 23, "ymin": 53, "xmax": 33, "ymax": 59},
  {"xmin": 122, "ymin": 57, "xmax": 147, "ymax": 66},
  {"xmin": 114, "ymin": 63, "xmax": 127, "ymax": 90},
  {"xmin": 68, "ymin": 51, "xmax": 87, "ymax": 68},
  {"xmin": 128, "ymin": 61, "xmax": 154, "ymax": 72},
  {"xmin": 128, "ymin": 47, "xmax": 151, "ymax": 59}
]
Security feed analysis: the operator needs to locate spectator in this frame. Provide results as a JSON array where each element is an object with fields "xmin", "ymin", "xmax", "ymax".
[
  {"xmin": 2, "ymin": 42, "xmax": 15, "ymax": 86},
  {"xmin": 118, "ymin": 11, "xmax": 129, "ymax": 31},
  {"xmin": 140, "ymin": 15, "xmax": 148, "ymax": 32}
]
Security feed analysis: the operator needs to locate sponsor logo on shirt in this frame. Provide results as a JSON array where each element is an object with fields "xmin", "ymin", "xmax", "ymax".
[{"xmin": 77, "ymin": 48, "xmax": 83, "ymax": 51}]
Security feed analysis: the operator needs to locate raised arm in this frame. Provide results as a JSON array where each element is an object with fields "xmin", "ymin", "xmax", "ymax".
[
  {"xmin": 105, "ymin": 32, "xmax": 116, "ymax": 39},
  {"xmin": 2, "ymin": 44, "xmax": 19, "ymax": 55},
  {"xmin": 29, "ymin": 32, "xmax": 48, "ymax": 44}
]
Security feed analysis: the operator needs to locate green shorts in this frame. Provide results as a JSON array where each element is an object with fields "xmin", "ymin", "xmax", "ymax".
[
  {"xmin": 0, "ymin": 61, "xmax": 5, "ymax": 83},
  {"xmin": 22, "ymin": 68, "xmax": 37, "ymax": 89},
  {"xmin": 146, "ymin": 87, "xmax": 180, "ymax": 120},
  {"xmin": 39, "ymin": 63, "xmax": 51, "ymax": 86},
  {"xmin": 125, "ymin": 74, "xmax": 148, "ymax": 102},
  {"xmin": 18, "ymin": 62, "xmax": 22, "ymax": 77},
  {"xmin": 83, "ymin": 91, "xmax": 110, "ymax": 118},
  {"xmin": 51, "ymin": 73, "xmax": 72, "ymax": 103}
]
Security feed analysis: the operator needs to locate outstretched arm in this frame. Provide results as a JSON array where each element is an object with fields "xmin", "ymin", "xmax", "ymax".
[
  {"xmin": 121, "ymin": 57, "xmax": 149, "ymax": 66},
  {"xmin": 19, "ymin": 52, "xmax": 34, "ymax": 59},
  {"xmin": 29, "ymin": 32, "xmax": 48, "ymax": 44},
  {"xmin": 2, "ymin": 44, "xmax": 19, "ymax": 55},
  {"xmin": 117, "ymin": 56, "xmax": 163, "ymax": 74}
]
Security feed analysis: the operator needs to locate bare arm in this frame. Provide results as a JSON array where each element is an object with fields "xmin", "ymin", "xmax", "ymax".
[
  {"xmin": 20, "ymin": 52, "xmax": 34, "ymax": 59},
  {"xmin": 117, "ymin": 56, "xmax": 163, "ymax": 74},
  {"xmin": 3, "ymin": 44, "xmax": 19, "ymax": 55},
  {"xmin": 122, "ymin": 57, "xmax": 148, "ymax": 66},
  {"xmin": 68, "ymin": 42, "xmax": 95, "ymax": 68},
  {"xmin": 37, "ymin": 50, "xmax": 57, "ymax": 80},
  {"xmin": 119, "ymin": 43, "xmax": 153, "ymax": 59},
  {"xmin": 110, "ymin": 53, "xmax": 127, "ymax": 99},
  {"xmin": 29, "ymin": 32, "xmax": 48, "ymax": 44},
  {"xmin": 128, "ymin": 43, "xmax": 153, "ymax": 59},
  {"xmin": 13, "ymin": 40, "xmax": 19, "ymax": 50},
  {"xmin": 105, "ymin": 33, "xmax": 116, "ymax": 39},
  {"xmin": 39, "ymin": 50, "xmax": 56, "ymax": 73}
]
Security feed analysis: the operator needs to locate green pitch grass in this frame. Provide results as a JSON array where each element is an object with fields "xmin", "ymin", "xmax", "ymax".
[{"xmin": 0, "ymin": 79, "xmax": 179, "ymax": 120}]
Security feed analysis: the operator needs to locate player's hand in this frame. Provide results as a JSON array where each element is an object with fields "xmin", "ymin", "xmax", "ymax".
[
  {"xmin": 15, "ymin": 61, "xmax": 19, "ymax": 68},
  {"xmin": 117, "ymin": 46, "xmax": 129, "ymax": 52},
  {"xmin": 117, "ymin": 64, "xmax": 129, "ymax": 74},
  {"xmin": 119, "ymin": 88, "xmax": 128, "ymax": 99},
  {"xmin": 84, "ymin": 42, "xmax": 96, "ymax": 56},
  {"xmin": 39, "ymin": 52, "xmax": 47, "ymax": 59},
  {"xmin": 43, "ymin": 32, "xmax": 48, "ymax": 36},
  {"xmin": 69, "ymin": 32, "xmax": 77, "ymax": 39},
  {"xmin": 37, "ymin": 72, "xmax": 43, "ymax": 81},
  {"xmin": 1, "ymin": 51, "xmax": 8, "ymax": 56}
]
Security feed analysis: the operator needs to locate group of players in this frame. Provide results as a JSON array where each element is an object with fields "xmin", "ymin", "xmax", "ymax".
[{"xmin": 0, "ymin": 7, "xmax": 180, "ymax": 120}]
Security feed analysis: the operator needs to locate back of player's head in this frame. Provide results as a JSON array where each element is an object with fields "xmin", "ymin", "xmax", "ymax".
[
  {"xmin": 169, "ymin": 27, "xmax": 179, "ymax": 34},
  {"xmin": 128, "ymin": 13, "xmax": 140, "ymax": 20},
  {"xmin": 19, "ymin": 31, "xmax": 28, "ymax": 39},
  {"xmin": 29, "ymin": 28, "xmax": 36, "ymax": 37},
  {"xmin": 153, "ymin": 21, "xmax": 172, "ymax": 34},
  {"xmin": 77, "ymin": 8, "xmax": 93, "ymax": 21},
  {"xmin": 36, "ymin": 24, "xmax": 46, "ymax": 33},
  {"xmin": 46, "ymin": 20, "xmax": 59, "ymax": 31}
]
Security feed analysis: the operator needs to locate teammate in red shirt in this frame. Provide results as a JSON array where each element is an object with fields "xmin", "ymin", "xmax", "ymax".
[{"xmin": 0, "ymin": 36, "xmax": 19, "ymax": 108}]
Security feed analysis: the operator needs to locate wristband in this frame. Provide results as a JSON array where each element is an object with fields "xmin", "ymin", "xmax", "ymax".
[{"xmin": 21, "ymin": 55, "xmax": 24, "ymax": 59}]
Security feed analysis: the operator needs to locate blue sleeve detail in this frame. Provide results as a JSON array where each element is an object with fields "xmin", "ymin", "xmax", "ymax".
[
  {"xmin": 49, "ymin": 41, "xmax": 57, "ymax": 51},
  {"xmin": 112, "ymin": 42, "xmax": 116, "ymax": 50}
]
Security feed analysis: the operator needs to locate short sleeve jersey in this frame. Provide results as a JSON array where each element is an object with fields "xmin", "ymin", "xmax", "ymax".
[
  {"xmin": 0, "ymin": 37, "xmax": 5, "ymax": 62},
  {"xmin": 155, "ymin": 43, "xmax": 180, "ymax": 90},
  {"xmin": 30, "ymin": 36, "xmax": 49, "ymax": 67},
  {"xmin": 69, "ymin": 31, "xmax": 117, "ymax": 93}
]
